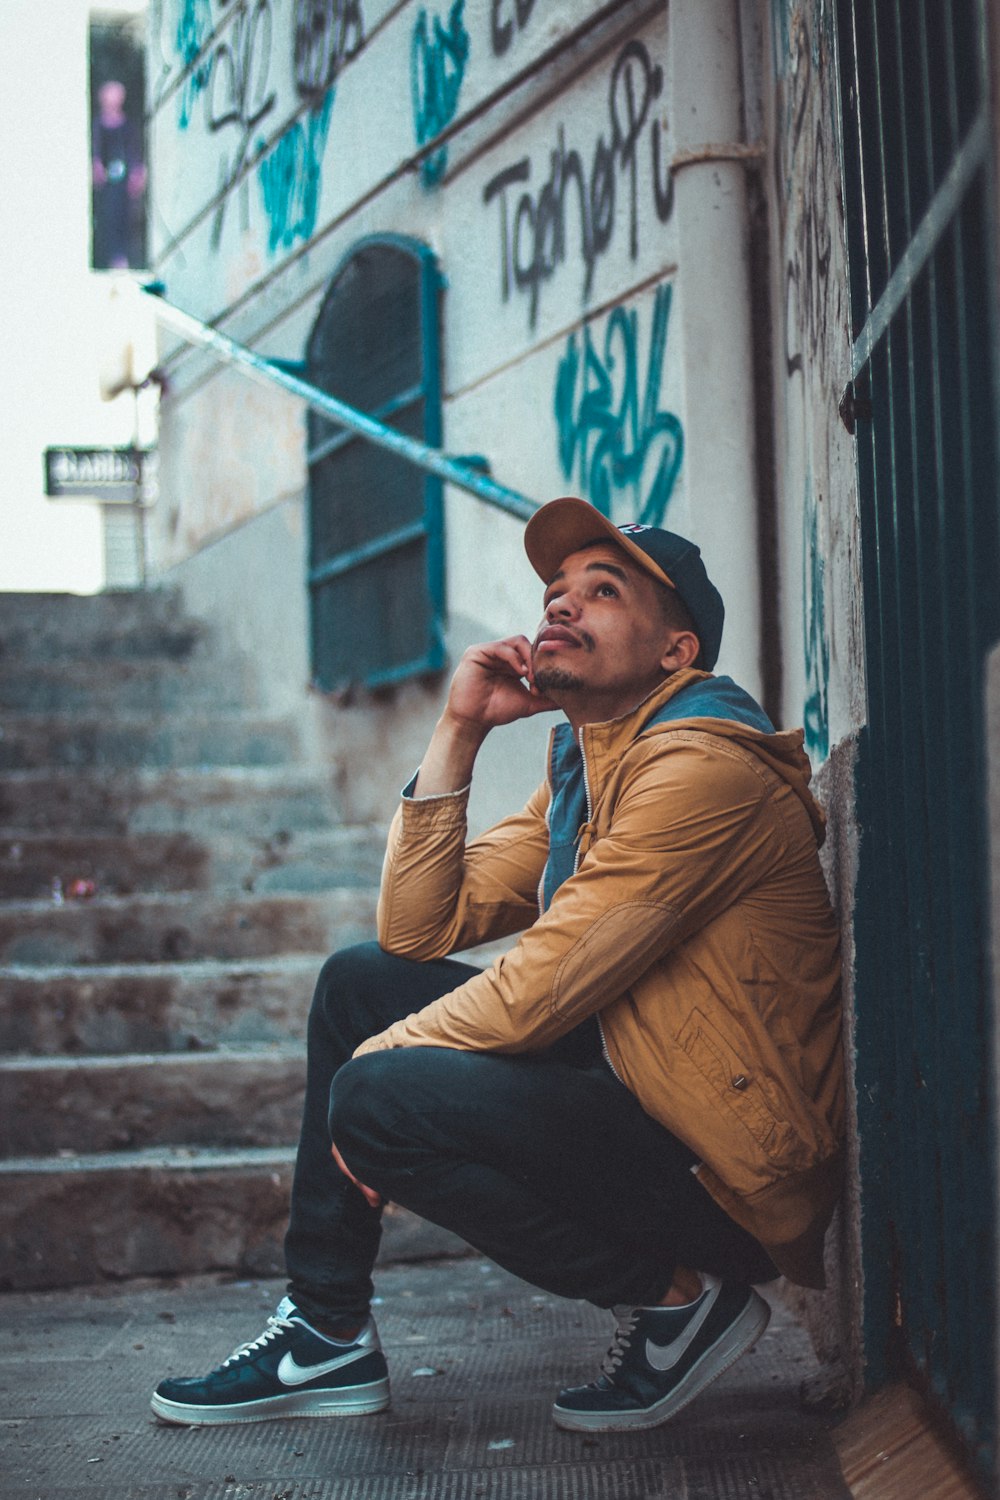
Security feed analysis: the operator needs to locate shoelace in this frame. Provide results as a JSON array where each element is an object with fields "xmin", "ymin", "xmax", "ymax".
[
  {"xmin": 221, "ymin": 1311, "xmax": 297, "ymax": 1368},
  {"xmin": 599, "ymin": 1309, "xmax": 640, "ymax": 1377}
]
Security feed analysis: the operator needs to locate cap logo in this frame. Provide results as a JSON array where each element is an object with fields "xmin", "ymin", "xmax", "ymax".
[{"xmin": 617, "ymin": 523, "xmax": 652, "ymax": 535}]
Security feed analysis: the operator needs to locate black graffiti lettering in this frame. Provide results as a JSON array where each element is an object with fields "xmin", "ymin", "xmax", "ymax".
[
  {"xmin": 483, "ymin": 158, "xmax": 531, "ymax": 301},
  {"xmin": 559, "ymin": 144, "xmax": 588, "ymax": 269},
  {"xmin": 609, "ymin": 40, "xmax": 661, "ymax": 258},
  {"xmin": 589, "ymin": 137, "xmax": 615, "ymax": 274},
  {"xmin": 513, "ymin": 193, "xmax": 538, "ymax": 308},
  {"xmin": 533, "ymin": 170, "xmax": 561, "ymax": 279},
  {"xmin": 294, "ymin": 0, "xmax": 364, "ymax": 99},
  {"xmin": 651, "ymin": 117, "xmax": 673, "ymax": 222},
  {"xmin": 491, "ymin": 0, "xmax": 536, "ymax": 56},
  {"xmin": 482, "ymin": 38, "xmax": 671, "ymax": 327},
  {"xmin": 208, "ymin": 0, "xmax": 276, "ymax": 136},
  {"xmin": 490, "ymin": 0, "xmax": 512, "ymax": 54},
  {"xmin": 777, "ymin": 10, "xmax": 840, "ymax": 378}
]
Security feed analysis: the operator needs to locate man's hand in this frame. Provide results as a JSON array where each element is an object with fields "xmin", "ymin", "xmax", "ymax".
[
  {"xmin": 445, "ymin": 636, "xmax": 558, "ymax": 732},
  {"xmin": 413, "ymin": 637, "xmax": 558, "ymax": 798},
  {"xmin": 331, "ymin": 1139, "xmax": 383, "ymax": 1210}
]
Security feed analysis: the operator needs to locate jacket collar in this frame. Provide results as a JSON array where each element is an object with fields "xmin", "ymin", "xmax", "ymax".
[
  {"xmin": 557, "ymin": 669, "xmax": 712, "ymax": 804},
  {"xmin": 548, "ymin": 669, "xmax": 825, "ymax": 845}
]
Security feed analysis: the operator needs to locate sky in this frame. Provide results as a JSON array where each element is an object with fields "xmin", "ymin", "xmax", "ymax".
[{"xmin": 1, "ymin": 0, "xmax": 152, "ymax": 594}]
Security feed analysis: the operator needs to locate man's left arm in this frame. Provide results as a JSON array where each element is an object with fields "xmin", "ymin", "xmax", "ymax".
[{"xmin": 355, "ymin": 737, "xmax": 788, "ymax": 1058}]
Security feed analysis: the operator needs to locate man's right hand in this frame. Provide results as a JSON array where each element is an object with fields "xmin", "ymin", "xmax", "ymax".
[
  {"xmin": 412, "ymin": 636, "xmax": 558, "ymax": 798},
  {"xmin": 444, "ymin": 636, "xmax": 558, "ymax": 733}
]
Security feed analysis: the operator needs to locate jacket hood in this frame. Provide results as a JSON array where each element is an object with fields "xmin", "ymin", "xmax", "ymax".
[{"xmin": 569, "ymin": 669, "xmax": 827, "ymax": 846}]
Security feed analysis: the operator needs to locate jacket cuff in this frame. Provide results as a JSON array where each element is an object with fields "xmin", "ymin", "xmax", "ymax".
[{"xmin": 399, "ymin": 772, "xmax": 470, "ymax": 828}]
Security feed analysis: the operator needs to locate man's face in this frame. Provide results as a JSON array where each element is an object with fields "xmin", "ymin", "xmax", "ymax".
[{"xmin": 530, "ymin": 543, "xmax": 689, "ymax": 723}]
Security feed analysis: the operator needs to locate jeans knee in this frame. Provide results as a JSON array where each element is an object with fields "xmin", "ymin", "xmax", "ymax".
[
  {"xmin": 312, "ymin": 942, "xmax": 384, "ymax": 1007},
  {"xmin": 308, "ymin": 941, "xmax": 391, "ymax": 1040},
  {"xmin": 328, "ymin": 1053, "xmax": 392, "ymax": 1150}
]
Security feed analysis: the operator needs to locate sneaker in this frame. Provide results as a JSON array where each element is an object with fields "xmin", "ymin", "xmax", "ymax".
[
  {"xmin": 150, "ymin": 1297, "xmax": 390, "ymax": 1426},
  {"xmin": 552, "ymin": 1276, "xmax": 770, "ymax": 1432}
]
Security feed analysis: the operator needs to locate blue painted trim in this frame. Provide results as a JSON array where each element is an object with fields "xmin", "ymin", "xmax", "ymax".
[
  {"xmin": 307, "ymin": 520, "xmax": 427, "ymax": 587},
  {"xmin": 266, "ymin": 358, "xmax": 307, "ymax": 377},
  {"xmin": 419, "ymin": 237, "xmax": 448, "ymax": 672}
]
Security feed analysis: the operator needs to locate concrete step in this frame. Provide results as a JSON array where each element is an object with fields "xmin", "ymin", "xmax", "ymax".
[
  {"xmin": 0, "ymin": 766, "xmax": 343, "ymax": 835},
  {"xmin": 0, "ymin": 1147, "xmax": 464, "ymax": 1291},
  {"xmin": 0, "ymin": 888, "xmax": 378, "ymax": 965},
  {"xmin": 0, "ymin": 955, "xmax": 324, "ymax": 1054},
  {"xmin": 0, "ymin": 1144, "xmax": 294, "ymax": 1289},
  {"xmin": 0, "ymin": 589, "xmax": 206, "ymax": 661},
  {"xmin": 0, "ymin": 1044, "xmax": 306, "ymax": 1156},
  {"xmin": 0, "ymin": 654, "xmax": 256, "ymax": 713},
  {"xmin": 0, "ymin": 831, "xmax": 209, "ymax": 899},
  {"xmin": 0, "ymin": 825, "xmax": 385, "ymax": 900},
  {"xmin": 0, "ymin": 712, "xmax": 301, "ymax": 771},
  {"xmin": 0, "ymin": 955, "xmax": 325, "ymax": 1054}
]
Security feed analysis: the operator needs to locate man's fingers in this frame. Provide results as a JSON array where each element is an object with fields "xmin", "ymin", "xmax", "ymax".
[
  {"xmin": 469, "ymin": 636, "xmax": 533, "ymax": 679},
  {"xmin": 331, "ymin": 1139, "xmax": 383, "ymax": 1209}
]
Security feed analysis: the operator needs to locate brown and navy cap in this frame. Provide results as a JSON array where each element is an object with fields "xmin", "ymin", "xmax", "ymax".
[{"xmin": 524, "ymin": 496, "xmax": 725, "ymax": 670}]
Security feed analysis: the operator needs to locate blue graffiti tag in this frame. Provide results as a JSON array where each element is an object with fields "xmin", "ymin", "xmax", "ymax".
[
  {"xmin": 175, "ymin": 0, "xmax": 214, "ymax": 128},
  {"xmin": 553, "ymin": 282, "xmax": 683, "ymax": 525},
  {"xmin": 257, "ymin": 90, "xmax": 335, "ymax": 254},
  {"xmin": 802, "ymin": 476, "xmax": 830, "ymax": 760},
  {"xmin": 410, "ymin": 0, "xmax": 470, "ymax": 186}
]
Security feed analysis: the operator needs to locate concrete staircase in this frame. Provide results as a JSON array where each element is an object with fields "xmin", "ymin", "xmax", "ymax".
[{"xmin": 0, "ymin": 590, "xmax": 385, "ymax": 1291}]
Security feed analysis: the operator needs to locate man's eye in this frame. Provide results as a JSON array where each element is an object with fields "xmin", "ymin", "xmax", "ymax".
[{"xmin": 596, "ymin": 583, "xmax": 618, "ymax": 597}]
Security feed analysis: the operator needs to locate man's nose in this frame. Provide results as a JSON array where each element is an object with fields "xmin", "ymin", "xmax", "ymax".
[{"xmin": 546, "ymin": 590, "xmax": 578, "ymax": 620}]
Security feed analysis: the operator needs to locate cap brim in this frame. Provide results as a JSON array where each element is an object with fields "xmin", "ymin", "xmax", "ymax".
[{"xmin": 524, "ymin": 497, "xmax": 675, "ymax": 590}]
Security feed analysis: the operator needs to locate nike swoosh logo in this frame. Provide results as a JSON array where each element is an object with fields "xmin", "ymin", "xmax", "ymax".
[
  {"xmin": 644, "ymin": 1288, "xmax": 717, "ymax": 1373},
  {"xmin": 276, "ymin": 1347, "xmax": 370, "ymax": 1386}
]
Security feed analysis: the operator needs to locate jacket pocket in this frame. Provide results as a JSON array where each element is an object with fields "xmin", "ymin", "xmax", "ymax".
[{"xmin": 678, "ymin": 1007, "xmax": 819, "ymax": 1172}]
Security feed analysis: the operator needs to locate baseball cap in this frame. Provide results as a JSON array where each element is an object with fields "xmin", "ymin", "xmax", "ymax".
[{"xmin": 523, "ymin": 496, "xmax": 725, "ymax": 670}]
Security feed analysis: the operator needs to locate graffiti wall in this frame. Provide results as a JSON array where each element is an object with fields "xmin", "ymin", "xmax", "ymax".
[
  {"xmin": 148, "ymin": 0, "xmax": 780, "ymax": 719},
  {"xmin": 147, "ymin": 2, "xmax": 689, "ymax": 565},
  {"xmin": 769, "ymin": 0, "xmax": 864, "ymax": 760}
]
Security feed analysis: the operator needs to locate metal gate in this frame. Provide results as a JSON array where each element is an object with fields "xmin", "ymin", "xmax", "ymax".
[
  {"xmin": 836, "ymin": 0, "xmax": 1000, "ymax": 1478},
  {"xmin": 306, "ymin": 236, "xmax": 446, "ymax": 692}
]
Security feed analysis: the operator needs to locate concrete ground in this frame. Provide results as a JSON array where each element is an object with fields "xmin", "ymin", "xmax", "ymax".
[{"xmin": 0, "ymin": 1255, "xmax": 851, "ymax": 1500}]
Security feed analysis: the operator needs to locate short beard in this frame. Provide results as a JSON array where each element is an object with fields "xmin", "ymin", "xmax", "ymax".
[{"xmin": 533, "ymin": 664, "xmax": 587, "ymax": 695}]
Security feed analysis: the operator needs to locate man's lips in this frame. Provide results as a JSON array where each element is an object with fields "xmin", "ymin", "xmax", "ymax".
[{"xmin": 534, "ymin": 625, "xmax": 583, "ymax": 651}]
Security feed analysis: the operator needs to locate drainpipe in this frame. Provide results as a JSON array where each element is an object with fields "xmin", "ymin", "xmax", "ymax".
[{"xmin": 669, "ymin": 0, "xmax": 764, "ymax": 700}]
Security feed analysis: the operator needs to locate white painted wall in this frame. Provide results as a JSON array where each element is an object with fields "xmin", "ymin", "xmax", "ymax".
[{"xmin": 0, "ymin": 0, "xmax": 157, "ymax": 594}]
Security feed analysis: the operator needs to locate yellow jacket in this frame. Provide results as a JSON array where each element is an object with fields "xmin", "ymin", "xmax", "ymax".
[{"xmin": 364, "ymin": 670, "xmax": 844, "ymax": 1288}]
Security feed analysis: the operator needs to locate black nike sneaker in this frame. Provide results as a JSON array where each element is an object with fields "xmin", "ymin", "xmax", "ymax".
[
  {"xmin": 553, "ymin": 1275, "xmax": 770, "ymax": 1431},
  {"xmin": 151, "ymin": 1296, "xmax": 390, "ymax": 1425}
]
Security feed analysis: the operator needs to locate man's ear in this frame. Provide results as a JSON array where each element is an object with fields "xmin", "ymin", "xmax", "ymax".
[{"xmin": 660, "ymin": 631, "xmax": 701, "ymax": 673}]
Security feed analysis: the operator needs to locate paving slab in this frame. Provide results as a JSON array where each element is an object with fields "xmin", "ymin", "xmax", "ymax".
[{"xmin": 0, "ymin": 1257, "xmax": 852, "ymax": 1499}]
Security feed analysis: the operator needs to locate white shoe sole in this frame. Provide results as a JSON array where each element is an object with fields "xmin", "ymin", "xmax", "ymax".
[
  {"xmin": 150, "ymin": 1375, "xmax": 391, "ymax": 1426},
  {"xmin": 552, "ymin": 1290, "xmax": 771, "ymax": 1432}
]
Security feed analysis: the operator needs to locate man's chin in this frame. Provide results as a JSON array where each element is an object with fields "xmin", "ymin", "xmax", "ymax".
[{"xmin": 533, "ymin": 666, "xmax": 586, "ymax": 697}]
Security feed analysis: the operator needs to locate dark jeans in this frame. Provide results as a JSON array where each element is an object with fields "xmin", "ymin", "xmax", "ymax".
[{"xmin": 284, "ymin": 943, "xmax": 776, "ymax": 1326}]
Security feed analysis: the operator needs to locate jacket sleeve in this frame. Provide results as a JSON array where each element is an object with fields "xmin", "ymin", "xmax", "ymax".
[
  {"xmin": 376, "ymin": 778, "xmax": 552, "ymax": 958},
  {"xmin": 359, "ymin": 735, "xmax": 790, "ymax": 1057}
]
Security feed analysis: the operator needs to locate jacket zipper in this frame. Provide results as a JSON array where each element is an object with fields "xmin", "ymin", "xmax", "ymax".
[{"xmin": 576, "ymin": 728, "xmax": 627, "ymax": 1087}]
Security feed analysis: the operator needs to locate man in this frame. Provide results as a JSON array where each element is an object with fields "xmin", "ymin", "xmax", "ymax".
[{"xmin": 152, "ymin": 496, "xmax": 843, "ymax": 1433}]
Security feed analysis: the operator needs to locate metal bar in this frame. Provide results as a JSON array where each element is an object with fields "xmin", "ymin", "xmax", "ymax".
[
  {"xmin": 306, "ymin": 382, "xmax": 426, "ymax": 467},
  {"xmin": 140, "ymin": 286, "xmax": 538, "ymax": 523},
  {"xmin": 308, "ymin": 520, "xmax": 427, "ymax": 587},
  {"xmin": 852, "ymin": 110, "xmax": 989, "ymax": 375}
]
